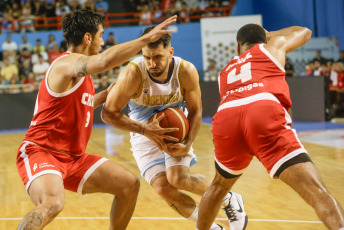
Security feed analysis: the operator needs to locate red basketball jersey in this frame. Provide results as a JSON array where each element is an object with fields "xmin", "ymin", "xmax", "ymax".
[
  {"xmin": 24, "ymin": 52, "xmax": 95, "ymax": 156},
  {"xmin": 218, "ymin": 44, "xmax": 291, "ymax": 110}
]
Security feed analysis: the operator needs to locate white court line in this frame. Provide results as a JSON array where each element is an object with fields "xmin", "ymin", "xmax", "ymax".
[{"xmin": 0, "ymin": 217, "xmax": 322, "ymax": 224}]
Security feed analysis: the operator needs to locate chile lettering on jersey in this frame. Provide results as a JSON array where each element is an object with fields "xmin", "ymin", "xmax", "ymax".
[{"xmin": 81, "ymin": 93, "xmax": 94, "ymax": 107}]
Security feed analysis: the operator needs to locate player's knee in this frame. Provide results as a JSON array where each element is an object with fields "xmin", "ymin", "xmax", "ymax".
[
  {"xmin": 122, "ymin": 175, "xmax": 140, "ymax": 197},
  {"xmin": 41, "ymin": 198, "xmax": 64, "ymax": 217},
  {"xmin": 153, "ymin": 183, "xmax": 174, "ymax": 199},
  {"xmin": 167, "ymin": 173, "xmax": 189, "ymax": 190}
]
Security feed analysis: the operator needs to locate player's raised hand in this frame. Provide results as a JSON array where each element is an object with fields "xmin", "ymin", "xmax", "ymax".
[
  {"xmin": 144, "ymin": 113, "xmax": 179, "ymax": 150},
  {"xmin": 142, "ymin": 15, "xmax": 177, "ymax": 43}
]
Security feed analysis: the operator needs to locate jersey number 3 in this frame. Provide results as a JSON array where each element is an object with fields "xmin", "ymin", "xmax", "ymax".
[
  {"xmin": 85, "ymin": 111, "xmax": 90, "ymax": 127},
  {"xmin": 227, "ymin": 62, "xmax": 252, "ymax": 84}
]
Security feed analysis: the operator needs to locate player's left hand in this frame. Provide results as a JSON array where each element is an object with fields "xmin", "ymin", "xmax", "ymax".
[{"xmin": 164, "ymin": 142, "xmax": 190, "ymax": 156}]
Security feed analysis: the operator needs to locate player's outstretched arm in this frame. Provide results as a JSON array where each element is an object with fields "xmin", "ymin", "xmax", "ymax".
[
  {"xmin": 264, "ymin": 26, "xmax": 312, "ymax": 66},
  {"xmin": 86, "ymin": 15, "xmax": 177, "ymax": 75}
]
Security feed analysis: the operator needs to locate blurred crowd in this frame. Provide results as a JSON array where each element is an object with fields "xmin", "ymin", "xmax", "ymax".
[
  {"xmin": 0, "ymin": 0, "xmax": 110, "ymax": 33},
  {"xmin": 0, "ymin": 32, "xmax": 119, "ymax": 94},
  {"xmin": 123, "ymin": 0, "xmax": 231, "ymax": 25}
]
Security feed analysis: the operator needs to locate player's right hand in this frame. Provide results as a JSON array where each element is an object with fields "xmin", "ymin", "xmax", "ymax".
[{"xmin": 144, "ymin": 113, "xmax": 179, "ymax": 151}]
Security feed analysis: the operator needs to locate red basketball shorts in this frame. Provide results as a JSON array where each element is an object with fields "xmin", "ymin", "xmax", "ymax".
[
  {"xmin": 212, "ymin": 93, "xmax": 307, "ymax": 178},
  {"xmin": 16, "ymin": 141, "xmax": 108, "ymax": 194}
]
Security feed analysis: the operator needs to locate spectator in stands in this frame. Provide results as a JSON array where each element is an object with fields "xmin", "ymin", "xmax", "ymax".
[
  {"xmin": 69, "ymin": 0, "xmax": 81, "ymax": 10},
  {"xmin": 139, "ymin": 4, "xmax": 152, "ymax": 25},
  {"xmin": 305, "ymin": 62, "xmax": 315, "ymax": 76},
  {"xmin": 94, "ymin": 0, "xmax": 109, "ymax": 13},
  {"xmin": 0, "ymin": 58, "xmax": 19, "ymax": 83},
  {"xmin": 33, "ymin": 39, "xmax": 46, "ymax": 52},
  {"xmin": 178, "ymin": 1, "xmax": 190, "ymax": 23},
  {"xmin": 285, "ymin": 57, "xmax": 294, "ymax": 77},
  {"xmin": 6, "ymin": 49, "xmax": 18, "ymax": 65},
  {"xmin": 10, "ymin": 2, "xmax": 22, "ymax": 20},
  {"xmin": 329, "ymin": 62, "xmax": 344, "ymax": 117},
  {"xmin": 19, "ymin": 47, "xmax": 32, "ymax": 65},
  {"xmin": 48, "ymin": 43, "xmax": 61, "ymax": 62},
  {"xmin": 8, "ymin": 75, "xmax": 21, "ymax": 94},
  {"xmin": 313, "ymin": 60, "xmax": 322, "ymax": 76},
  {"xmin": 1, "ymin": 11, "xmax": 13, "ymax": 34},
  {"xmin": 83, "ymin": 0, "xmax": 95, "ymax": 11},
  {"xmin": 204, "ymin": 58, "xmax": 218, "ymax": 81},
  {"xmin": 97, "ymin": 75, "xmax": 110, "ymax": 89},
  {"xmin": 22, "ymin": 72, "xmax": 38, "ymax": 92},
  {"xmin": 19, "ymin": 58, "xmax": 32, "ymax": 82},
  {"xmin": 189, "ymin": 3, "xmax": 203, "ymax": 22},
  {"xmin": 152, "ymin": 0, "xmax": 163, "ymax": 23},
  {"xmin": 33, "ymin": 54, "xmax": 50, "ymax": 81},
  {"xmin": 312, "ymin": 50, "xmax": 327, "ymax": 65},
  {"xmin": 163, "ymin": 0, "xmax": 177, "ymax": 18},
  {"xmin": 20, "ymin": 2, "xmax": 36, "ymax": 33},
  {"xmin": 320, "ymin": 63, "xmax": 331, "ymax": 76},
  {"xmin": 31, "ymin": 47, "xmax": 49, "ymax": 65},
  {"xmin": 46, "ymin": 34, "xmax": 58, "ymax": 53},
  {"xmin": 44, "ymin": 0, "xmax": 57, "ymax": 30},
  {"xmin": 197, "ymin": 0, "xmax": 209, "ymax": 9},
  {"xmin": 337, "ymin": 50, "xmax": 344, "ymax": 65},
  {"xmin": 32, "ymin": 0, "xmax": 46, "ymax": 27},
  {"xmin": 55, "ymin": 0, "xmax": 71, "ymax": 17},
  {"xmin": 103, "ymin": 32, "xmax": 118, "ymax": 50},
  {"xmin": 2, "ymin": 35, "xmax": 18, "ymax": 54}
]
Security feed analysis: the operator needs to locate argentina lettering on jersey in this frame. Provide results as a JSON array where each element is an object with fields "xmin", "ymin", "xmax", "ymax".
[{"xmin": 128, "ymin": 56, "xmax": 185, "ymax": 122}]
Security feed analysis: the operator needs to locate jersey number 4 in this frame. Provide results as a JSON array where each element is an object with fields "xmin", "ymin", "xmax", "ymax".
[{"xmin": 227, "ymin": 62, "xmax": 252, "ymax": 84}]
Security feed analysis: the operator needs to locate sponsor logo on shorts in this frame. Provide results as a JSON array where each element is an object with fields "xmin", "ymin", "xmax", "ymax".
[
  {"xmin": 33, "ymin": 163, "xmax": 37, "ymax": 172},
  {"xmin": 38, "ymin": 162, "xmax": 55, "ymax": 169}
]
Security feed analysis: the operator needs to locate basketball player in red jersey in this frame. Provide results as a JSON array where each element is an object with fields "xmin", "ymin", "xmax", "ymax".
[
  {"xmin": 196, "ymin": 24, "xmax": 344, "ymax": 230},
  {"xmin": 16, "ymin": 9, "xmax": 177, "ymax": 230}
]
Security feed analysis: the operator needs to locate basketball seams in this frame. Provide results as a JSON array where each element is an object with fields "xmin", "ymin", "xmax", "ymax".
[{"xmin": 167, "ymin": 108, "xmax": 186, "ymax": 141}]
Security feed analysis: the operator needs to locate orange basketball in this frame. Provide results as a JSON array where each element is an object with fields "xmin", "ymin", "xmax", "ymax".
[{"xmin": 148, "ymin": 107, "xmax": 189, "ymax": 143}]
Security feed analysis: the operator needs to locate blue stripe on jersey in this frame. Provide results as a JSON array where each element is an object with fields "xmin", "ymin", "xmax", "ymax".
[{"xmin": 128, "ymin": 100, "xmax": 184, "ymax": 122}]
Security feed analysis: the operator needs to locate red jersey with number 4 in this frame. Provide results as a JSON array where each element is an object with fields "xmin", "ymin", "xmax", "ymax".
[
  {"xmin": 24, "ymin": 51, "xmax": 95, "ymax": 156},
  {"xmin": 218, "ymin": 43, "xmax": 291, "ymax": 110}
]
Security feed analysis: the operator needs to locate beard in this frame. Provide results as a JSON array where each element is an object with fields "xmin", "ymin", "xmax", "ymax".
[{"xmin": 148, "ymin": 60, "xmax": 169, "ymax": 78}]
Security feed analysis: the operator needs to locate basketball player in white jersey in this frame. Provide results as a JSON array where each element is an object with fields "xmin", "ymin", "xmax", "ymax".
[
  {"xmin": 196, "ymin": 24, "xmax": 344, "ymax": 230},
  {"xmin": 102, "ymin": 26, "xmax": 248, "ymax": 230}
]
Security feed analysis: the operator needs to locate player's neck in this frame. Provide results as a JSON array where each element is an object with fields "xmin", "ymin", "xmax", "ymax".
[
  {"xmin": 240, "ymin": 44, "xmax": 257, "ymax": 55},
  {"xmin": 67, "ymin": 45, "xmax": 89, "ymax": 55}
]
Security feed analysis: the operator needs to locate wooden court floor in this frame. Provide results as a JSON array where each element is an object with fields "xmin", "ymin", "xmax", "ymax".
[{"xmin": 1, "ymin": 124, "xmax": 343, "ymax": 230}]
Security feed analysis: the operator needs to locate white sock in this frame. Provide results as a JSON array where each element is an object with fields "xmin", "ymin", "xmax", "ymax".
[
  {"xmin": 187, "ymin": 206, "xmax": 221, "ymax": 229},
  {"xmin": 338, "ymin": 228, "xmax": 344, "ymax": 230}
]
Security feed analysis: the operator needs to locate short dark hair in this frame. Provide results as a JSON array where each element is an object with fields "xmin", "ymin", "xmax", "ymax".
[
  {"xmin": 62, "ymin": 9, "xmax": 105, "ymax": 46},
  {"xmin": 237, "ymin": 24, "xmax": 266, "ymax": 46},
  {"xmin": 141, "ymin": 26, "xmax": 171, "ymax": 49}
]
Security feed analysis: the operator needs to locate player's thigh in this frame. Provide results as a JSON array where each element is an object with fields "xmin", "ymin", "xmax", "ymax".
[
  {"xmin": 130, "ymin": 132, "xmax": 165, "ymax": 173},
  {"xmin": 165, "ymin": 155, "xmax": 192, "ymax": 181},
  {"xmin": 82, "ymin": 160, "xmax": 139, "ymax": 195},
  {"xmin": 278, "ymin": 162, "xmax": 326, "ymax": 198},
  {"xmin": 246, "ymin": 101, "xmax": 307, "ymax": 177},
  {"xmin": 212, "ymin": 109, "xmax": 253, "ymax": 174},
  {"xmin": 28, "ymin": 174, "xmax": 65, "ymax": 207}
]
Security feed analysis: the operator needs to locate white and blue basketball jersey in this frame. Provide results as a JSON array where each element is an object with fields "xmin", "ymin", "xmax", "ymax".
[{"xmin": 128, "ymin": 56, "xmax": 185, "ymax": 122}]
